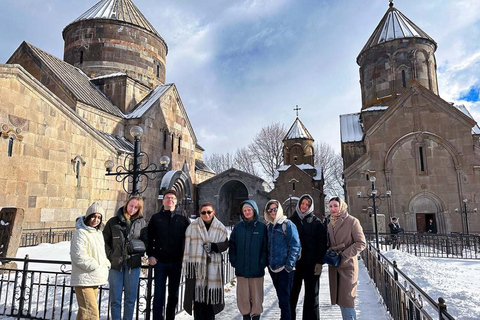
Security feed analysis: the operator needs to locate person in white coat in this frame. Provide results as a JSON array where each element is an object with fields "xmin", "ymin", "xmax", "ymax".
[{"xmin": 70, "ymin": 202, "xmax": 110, "ymax": 320}]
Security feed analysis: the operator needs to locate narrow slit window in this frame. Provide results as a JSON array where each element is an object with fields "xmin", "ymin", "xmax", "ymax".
[
  {"xmin": 163, "ymin": 131, "xmax": 167, "ymax": 150},
  {"xmin": 419, "ymin": 146, "xmax": 425, "ymax": 172},
  {"xmin": 178, "ymin": 137, "xmax": 181, "ymax": 154},
  {"xmin": 157, "ymin": 65, "xmax": 160, "ymax": 77},
  {"xmin": 171, "ymin": 134, "xmax": 174, "ymax": 151},
  {"xmin": 293, "ymin": 182, "xmax": 296, "ymax": 192},
  {"xmin": 402, "ymin": 70, "xmax": 406, "ymax": 88},
  {"xmin": 80, "ymin": 51, "xmax": 84, "ymax": 64}
]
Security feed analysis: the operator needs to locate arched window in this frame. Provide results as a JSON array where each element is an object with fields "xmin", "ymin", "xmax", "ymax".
[{"xmin": 178, "ymin": 136, "xmax": 181, "ymax": 154}]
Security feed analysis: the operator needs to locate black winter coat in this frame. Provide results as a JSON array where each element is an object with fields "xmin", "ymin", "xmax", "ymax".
[
  {"xmin": 146, "ymin": 207, "xmax": 190, "ymax": 263},
  {"xmin": 290, "ymin": 212, "xmax": 328, "ymax": 269},
  {"xmin": 103, "ymin": 208, "xmax": 147, "ymax": 271}
]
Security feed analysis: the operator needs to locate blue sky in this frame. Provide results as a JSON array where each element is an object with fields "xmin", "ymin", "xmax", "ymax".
[{"xmin": 1, "ymin": 0, "xmax": 480, "ymax": 155}]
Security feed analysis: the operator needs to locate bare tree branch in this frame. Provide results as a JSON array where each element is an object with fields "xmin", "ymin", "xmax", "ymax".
[
  {"xmin": 248, "ymin": 123, "xmax": 286, "ymax": 184},
  {"xmin": 314, "ymin": 142, "xmax": 344, "ymax": 197},
  {"xmin": 234, "ymin": 147, "xmax": 258, "ymax": 176},
  {"xmin": 204, "ymin": 152, "xmax": 234, "ymax": 174}
]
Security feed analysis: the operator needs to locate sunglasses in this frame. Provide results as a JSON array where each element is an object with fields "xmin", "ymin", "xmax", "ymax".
[
  {"xmin": 267, "ymin": 207, "xmax": 278, "ymax": 213},
  {"xmin": 200, "ymin": 210, "xmax": 214, "ymax": 215}
]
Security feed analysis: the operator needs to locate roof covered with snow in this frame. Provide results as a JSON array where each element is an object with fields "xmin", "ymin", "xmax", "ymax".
[
  {"xmin": 359, "ymin": 2, "xmax": 436, "ymax": 58},
  {"xmin": 273, "ymin": 164, "xmax": 322, "ymax": 181},
  {"xmin": 340, "ymin": 113, "xmax": 364, "ymax": 143},
  {"xmin": 125, "ymin": 84, "xmax": 173, "ymax": 119},
  {"xmin": 456, "ymin": 105, "xmax": 480, "ymax": 134},
  {"xmin": 70, "ymin": 0, "xmax": 162, "ymax": 39},
  {"xmin": 363, "ymin": 105, "xmax": 389, "ymax": 112},
  {"xmin": 284, "ymin": 117, "xmax": 314, "ymax": 141}
]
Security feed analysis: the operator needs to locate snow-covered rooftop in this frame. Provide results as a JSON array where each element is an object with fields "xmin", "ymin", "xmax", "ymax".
[
  {"xmin": 359, "ymin": 3, "xmax": 436, "ymax": 57},
  {"xmin": 284, "ymin": 117, "xmax": 313, "ymax": 141},
  {"xmin": 90, "ymin": 72, "xmax": 127, "ymax": 80},
  {"xmin": 126, "ymin": 84, "xmax": 172, "ymax": 119},
  {"xmin": 363, "ymin": 105, "xmax": 389, "ymax": 112},
  {"xmin": 70, "ymin": 0, "xmax": 162, "ymax": 38},
  {"xmin": 456, "ymin": 104, "xmax": 480, "ymax": 134},
  {"xmin": 340, "ymin": 113, "xmax": 363, "ymax": 143}
]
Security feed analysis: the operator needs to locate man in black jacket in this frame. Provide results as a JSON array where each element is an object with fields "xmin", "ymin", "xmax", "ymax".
[
  {"xmin": 147, "ymin": 189, "xmax": 190, "ymax": 320},
  {"xmin": 289, "ymin": 194, "xmax": 328, "ymax": 320}
]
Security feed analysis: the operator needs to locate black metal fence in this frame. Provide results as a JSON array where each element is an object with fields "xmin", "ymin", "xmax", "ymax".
[
  {"xmin": 362, "ymin": 243, "xmax": 456, "ymax": 320},
  {"xmin": 364, "ymin": 232, "xmax": 480, "ymax": 259},
  {"xmin": 0, "ymin": 253, "xmax": 235, "ymax": 319},
  {"xmin": 20, "ymin": 228, "xmax": 75, "ymax": 247}
]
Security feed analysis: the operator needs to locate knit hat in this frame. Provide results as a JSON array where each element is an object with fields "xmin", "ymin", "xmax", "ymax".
[
  {"xmin": 163, "ymin": 189, "xmax": 177, "ymax": 197},
  {"xmin": 85, "ymin": 201, "xmax": 105, "ymax": 217},
  {"xmin": 242, "ymin": 203, "xmax": 254, "ymax": 210}
]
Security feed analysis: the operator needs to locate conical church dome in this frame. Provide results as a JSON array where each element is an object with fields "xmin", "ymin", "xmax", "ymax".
[
  {"xmin": 71, "ymin": 0, "xmax": 162, "ymax": 39},
  {"xmin": 63, "ymin": 0, "xmax": 168, "ymax": 87},
  {"xmin": 283, "ymin": 117, "xmax": 314, "ymax": 166},
  {"xmin": 357, "ymin": 1, "xmax": 438, "ymax": 109},
  {"xmin": 358, "ymin": 1, "xmax": 436, "ymax": 58}
]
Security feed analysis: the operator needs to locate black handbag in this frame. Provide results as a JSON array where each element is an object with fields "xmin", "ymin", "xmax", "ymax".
[
  {"xmin": 323, "ymin": 231, "xmax": 341, "ymax": 267},
  {"xmin": 127, "ymin": 239, "xmax": 146, "ymax": 254},
  {"xmin": 323, "ymin": 250, "xmax": 341, "ymax": 267}
]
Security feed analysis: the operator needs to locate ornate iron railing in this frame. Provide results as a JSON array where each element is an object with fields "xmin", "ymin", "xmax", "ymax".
[
  {"xmin": 364, "ymin": 232, "xmax": 480, "ymax": 259},
  {"xmin": 362, "ymin": 243, "xmax": 456, "ymax": 320},
  {"xmin": 0, "ymin": 253, "xmax": 235, "ymax": 319},
  {"xmin": 20, "ymin": 228, "xmax": 75, "ymax": 247}
]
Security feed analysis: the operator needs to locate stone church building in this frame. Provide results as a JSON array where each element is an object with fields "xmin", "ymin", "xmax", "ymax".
[
  {"xmin": 196, "ymin": 115, "xmax": 325, "ymax": 225},
  {"xmin": 341, "ymin": 2, "xmax": 480, "ymax": 234},
  {"xmin": 0, "ymin": 0, "xmax": 214, "ymax": 228},
  {"xmin": 270, "ymin": 116, "xmax": 324, "ymax": 217}
]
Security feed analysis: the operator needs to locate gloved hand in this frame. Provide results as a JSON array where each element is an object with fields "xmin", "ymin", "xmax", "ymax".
[
  {"xmin": 314, "ymin": 263, "xmax": 323, "ymax": 276},
  {"xmin": 203, "ymin": 243, "xmax": 212, "ymax": 254}
]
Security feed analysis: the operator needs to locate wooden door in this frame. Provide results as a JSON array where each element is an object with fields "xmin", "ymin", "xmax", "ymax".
[{"xmin": 416, "ymin": 213, "xmax": 427, "ymax": 232}]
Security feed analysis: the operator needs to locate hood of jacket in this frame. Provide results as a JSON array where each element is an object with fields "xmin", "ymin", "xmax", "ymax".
[
  {"xmin": 240, "ymin": 200, "xmax": 259, "ymax": 222},
  {"xmin": 75, "ymin": 215, "xmax": 99, "ymax": 232},
  {"xmin": 264, "ymin": 200, "xmax": 285, "ymax": 225},
  {"xmin": 295, "ymin": 194, "xmax": 314, "ymax": 216}
]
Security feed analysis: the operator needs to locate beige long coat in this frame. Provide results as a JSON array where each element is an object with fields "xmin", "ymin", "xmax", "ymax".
[{"xmin": 327, "ymin": 212, "xmax": 366, "ymax": 308}]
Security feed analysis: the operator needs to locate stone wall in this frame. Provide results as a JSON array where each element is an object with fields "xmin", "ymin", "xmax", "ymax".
[
  {"xmin": 63, "ymin": 19, "xmax": 167, "ymax": 87},
  {"xmin": 0, "ymin": 65, "xmax": 127, "ymax": 228}
]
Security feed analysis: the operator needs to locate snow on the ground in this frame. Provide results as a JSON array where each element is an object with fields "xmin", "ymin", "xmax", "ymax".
[
  {"xmin": 16, "ymin": 243, "xmax": 390, "ymax": 319},
  {"xmin": 15, "ymin": 243, "xmax": 480, "ymax": 319},
  {"xmin": 383, "ymin": 249, "xmax": 480, "ymax": 320}
]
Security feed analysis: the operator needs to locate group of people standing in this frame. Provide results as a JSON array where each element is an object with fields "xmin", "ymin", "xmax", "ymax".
[{"xmin": 70, "ymin": 190, "xmax": 366, "ymax": 320}]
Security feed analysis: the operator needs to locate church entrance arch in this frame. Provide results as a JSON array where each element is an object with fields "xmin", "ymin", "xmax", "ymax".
[
  {"xmin": 218, "ymin": 180, "xmax": 249, "ymax": 227},
  {"xmin": 408, "ymin": 192, "xmax": 445, "ymax": 233}
]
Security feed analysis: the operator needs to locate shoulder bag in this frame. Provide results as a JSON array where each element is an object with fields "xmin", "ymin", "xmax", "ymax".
[{"xmin": 322, "ymin": 231, "xmax": 341, "ymax": 267}]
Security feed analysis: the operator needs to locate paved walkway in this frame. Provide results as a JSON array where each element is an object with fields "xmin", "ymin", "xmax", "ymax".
[{"xmin": 176, "ymin": 259, "xmax": 390, "ymax": 319}]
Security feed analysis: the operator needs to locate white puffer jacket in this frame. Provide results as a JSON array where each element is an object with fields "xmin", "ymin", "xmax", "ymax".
[{"xmin": 70, "ymin": 216, "xmax": 110, "ymax": 287}]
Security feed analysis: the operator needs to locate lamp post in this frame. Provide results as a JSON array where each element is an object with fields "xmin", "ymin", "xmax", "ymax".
[
  {"xmin": 104, "ymin": 126, "xmax": 170, "ymax": 196},
  {"xmin": 357, "ymin": 175, "xmax": 391, "ymax": 250},
  {"xmin": 455, "ymin": 199, "xmax": 477, "ymax": 245}
]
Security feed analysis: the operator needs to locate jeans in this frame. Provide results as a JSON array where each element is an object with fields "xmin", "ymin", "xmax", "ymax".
[
  {"xmin": 340, "ymin": 306, "xmax": 357, "ymax": 320},
  {"xmin": 109, "ymin": 266, "xmax": 141, "ymax": 320},
  {"xmin": 290, "ymin": 265, "xmax": 320, "ymax": 320},
  {"xmin": 269, "ymin": 269, "xmax": 294, "ymax": 320},
  {"xmin": 153, "ymin": 262, "xmax": 182, "ymax": 320}
]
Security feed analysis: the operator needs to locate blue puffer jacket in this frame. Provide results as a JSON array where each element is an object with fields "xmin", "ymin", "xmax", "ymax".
[
  {"xmin": 229, "ymin": 200, "xmax": 268, "ymax": 278},
  {"xmin": 264, "ymin": 200, "xmax": 301, "ymax": 273}
]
